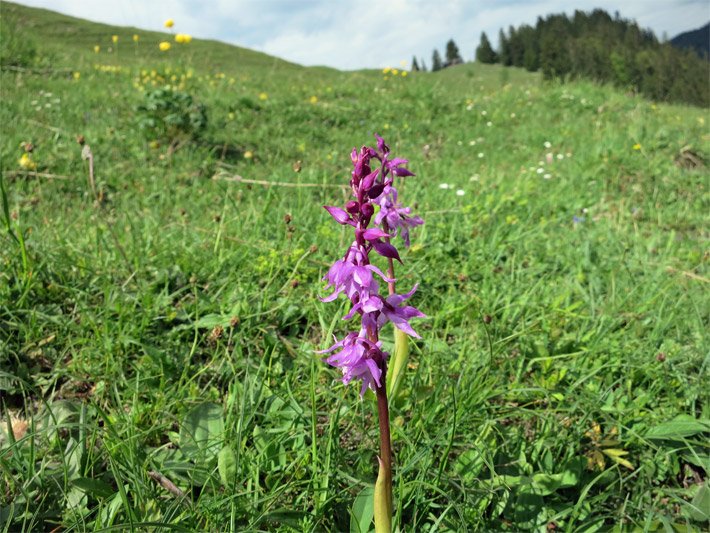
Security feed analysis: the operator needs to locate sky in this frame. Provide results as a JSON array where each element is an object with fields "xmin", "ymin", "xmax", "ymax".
[{"xmin": 12, "ymin": 0, "xmax": 710, "ymax": 70}]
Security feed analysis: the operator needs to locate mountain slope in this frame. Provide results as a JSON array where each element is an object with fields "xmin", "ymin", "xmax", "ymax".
[
  {"xmin": 1, "ymin": 0, "xmax": 303, "ymax": 72},
  {"xmin": 670, "ymin": 22, "xmax": 710, "ymax": 59}
]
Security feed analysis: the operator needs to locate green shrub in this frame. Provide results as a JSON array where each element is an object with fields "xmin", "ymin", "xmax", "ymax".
[{"xmin": 136, "ymin": 87, "xmax": 208, "ymax": 144}]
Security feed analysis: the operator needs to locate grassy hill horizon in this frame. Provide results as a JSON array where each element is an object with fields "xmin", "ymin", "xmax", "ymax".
[
  {"xmin": 1, "ymin": 1, "xmax": 708, "ymax": 532},
  {"xmin": 1, "ymin": 0, "xmax": 307, "ymax": 72}
]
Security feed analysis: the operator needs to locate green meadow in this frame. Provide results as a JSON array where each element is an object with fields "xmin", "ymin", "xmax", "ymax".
[{"xmin": 1, "ymin": 2, "xmax": 708, "ymax": 531}]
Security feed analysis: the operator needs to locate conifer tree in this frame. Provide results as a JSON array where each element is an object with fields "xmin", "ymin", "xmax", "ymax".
[
  {"xmin": 411, "ymin": 56, "xmax": 420, "ymax": 72},
  {"xmin": 432, "ymin": 49, "xmax": 443, "ymax": 71},
  {"xmin": 475, "ymin": 32, "xmax": 498, "ymax": 64},
  {"xmin": 499, "ymin": 29, "xmax": 511, "ymax": 66},
  {"xmin": 445, "ymin": 38, "xmax": 463, "ymax": 65}
]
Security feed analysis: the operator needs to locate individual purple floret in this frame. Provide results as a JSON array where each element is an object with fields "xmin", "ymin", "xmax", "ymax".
[
  {"xmin": 320, "ymin": 244, "xmax": 393, "ymax": 303},
  {"xmin": 319, "ymin": 134, "xmax": 424, "ymax": 397},
  {"xmin": 373, "ymin": 184, "xmax": 424, "ymax": 247},
  {"xmin": 318, "ymin": 332, "xmax": 387, "ymax": 397}
]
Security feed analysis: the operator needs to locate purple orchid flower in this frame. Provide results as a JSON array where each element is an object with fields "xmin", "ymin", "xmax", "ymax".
[
  {"xmin": 318, "ymin": 332, "xmax": 387, "ymax": 397},
  {"xmin": 373, "ymin": 184, "xmax": 424, "ymax": 247},
  {"xmin": 320, "ymin": 134, "xmax": 424, "ymax": 396}
]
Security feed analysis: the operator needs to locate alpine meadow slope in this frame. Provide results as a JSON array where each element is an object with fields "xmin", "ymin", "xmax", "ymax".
[{"xmin": 1, "ymin": 1, "xmax": 709, "ymax": 531}]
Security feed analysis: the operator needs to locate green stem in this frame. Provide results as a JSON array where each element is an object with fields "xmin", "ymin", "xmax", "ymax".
[{"xmin": 374, "ymin": 376, "xmax": 393, "ymax": 532}]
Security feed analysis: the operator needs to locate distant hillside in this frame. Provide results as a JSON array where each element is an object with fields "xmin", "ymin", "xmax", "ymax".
[
  {"xmin": 671, "ymin": 22, "xmax": 710, "ymax": 59},
  {"xmin": 0, "ymin": 0, "xmax": 302, "ymax": 73},
  {"xmin": 476, "ymin": 8, "xmax": 709, "ymax": 107}
]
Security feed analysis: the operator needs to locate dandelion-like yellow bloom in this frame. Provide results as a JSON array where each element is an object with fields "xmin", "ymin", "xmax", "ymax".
[
  {"xmin": 258, "ymin": 92, "xmax": 268, "ymax": 101},
  {"xmin": 382, "ymin": 66, "xmax": 391, "ymax": 74},
  {"xmin": 164, "ymin": 19, "xmax": 174, "ymax": 28},
  {"xmin": 94, "ymin": 45, "xmax": 100, "ymax": 53},
  {"xmin": 133, "ymin": 34, "xmax": 139, "ymax": 42},
  {"xmin": 392, "ymin": 69, "xmax": 399, "ymax": 76},
  {"xmin": 175, "ymin": 34, "xmax": 184, "ymax": 43},
  {"xmin": 73, "ymin": 71, "xmax": 81, "ymax": 80},
  {"xmin": 175, "ymin": 33, "xmax": 192, "ymax": 44},
  {"xmin": 244, "ymin": 150, "xmax": 253, "ymax": 159},
  {"xmin": 632, "ymin": 143, "xmax": 641, "ymax": 150},
  {"xmin": 112, "ymin": 35, "xmax": 119, "ymax": 44},
  {"xmin": 19, "ymin": 153, "xmax": 37, "ymax": 171},
  {"xmin": 401, "ymin": 71, "xmax": 408, "ymax": 77},
  {"xmin": 159, "ymin": 41, "xmax": 171, "ymax": 51},
  {"xmin": 309, "ymin": 95, "xmax": 318, "ymax": 104}
]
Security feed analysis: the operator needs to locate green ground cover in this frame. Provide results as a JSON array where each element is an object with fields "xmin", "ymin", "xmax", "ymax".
[{"xmin": 1, "ymin": 2, "xmax": 708, "ymax": 531}]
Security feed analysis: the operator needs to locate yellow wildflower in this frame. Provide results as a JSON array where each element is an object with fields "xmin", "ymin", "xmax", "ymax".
[
  {"xmin": 401, "ymin": 71, "xmax": 408, "ymax": 77},
  {"xmin": 94, "ymin": 45, "xmax": 100, "ymax": 53},
  {"xmin": 632, "ymin": 143, "xmax": 641, "ymax": 150},
  {"xmin": 258, "ymin": 92, "xmax": 268, "ymax": 101},
  {"xmin": 392, "ymin": 68, "xmax": 399, "ymax": 76},
  {"xmin": 133, "ymin": 34, "xmax": 139, "ymax": 42},
  {"xmin": 112, "ymin": 35, "xmax": 118, "ymax": 44},
  {"xmin": 309, "ymin": 95, "xmax": 318, "ymax": 104},
  {"xmin": 244, "ymin": 150, "xmax": 253, "ymax": 159},
  {"xmin": 73, "ymin": 71, "xmax": 81, "ymax": 80},
  {"xmin": 159, "ymin": 41, "xmax": 171, "ymax": 52},
  {"xmin": 19, "ymin": 153, "xmax": 37, "ymax": 171},
  {"xmin": 164, "ymin": 19, "xmax": 174, "ymax": 28},
  {"xmin": 382, "ymin": 67, "xmax": 391, "ymax": 74}
]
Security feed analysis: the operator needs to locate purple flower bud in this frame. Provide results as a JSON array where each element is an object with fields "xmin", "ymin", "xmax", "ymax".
[
  {"xmin": 361, "ymin": 203, "xmax": 374, "ymax": 219},
  {"xmin": 372, "ymin": 240, "xmax": 402, "ymax": 263},
  {"xmin": 361, "ymin": 228, "xmax": 389, "ymax": 241},
  {"xmin": 362, "ymin": 169, "xmax": 380, "ymax": 190},
  {"xmin": 375, "ymin": 133, "xmax": 389, "ymax": 154},
  {"xmin": 324, "ymin": 205, "xmax": 354, "ymax": 226},
  {"xmin": 368, "ymin": 183, "xmax": 385, "ymax": 199},
  {"xmin": 345, "ymin": 200, "xmax": 359, "ymax": 214}
]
